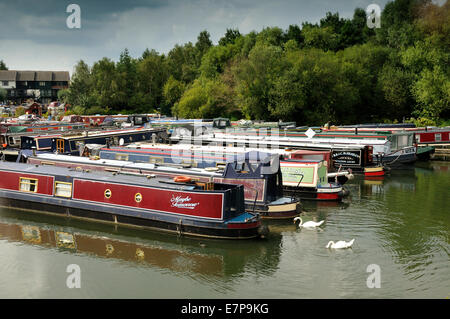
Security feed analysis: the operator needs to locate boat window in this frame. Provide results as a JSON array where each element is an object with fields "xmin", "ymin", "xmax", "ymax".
[
  {"xmin": 435, "ymin": 133, "xmax": 441, "ymax": 142},
  {"xmin": 115, "ymin": 154, "xmax": 129, "ymax": 161},
  {"xmin": 149, "ymin": 157, "xmax": 163, "ymax": 164},
  {"xmin": 55, "ymin": 182, "xmax": 72, "ymax": 197},
  {"xmin": 104, "ymin": 189, "xmax": 112, "ymax": 198},
  {"xmin": 19, "ymin": 178, "xmax": 38, "ymax": 192},
  {"xmin": 56, "ymin": 139, "xmax": 64, "ymax": 153},
  {"xmin": 135, "ymin": 193, "xmax": 142, "ymax": 203},
  {"xmin": 216, "ymin": 162, "xmax": 226, "ymax": 168}
]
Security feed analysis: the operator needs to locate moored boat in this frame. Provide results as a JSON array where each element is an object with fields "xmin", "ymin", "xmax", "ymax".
[
  {"xmin": 0, "ymin": 161, "xmax": 267, "ymax": 239},
  {"xmin": 25, "ymin": 151, "xmax": 302, "ymax": 218},
  {"xmin": 94, "ymin": 146, "xmax": 345, "ymax": 202}
]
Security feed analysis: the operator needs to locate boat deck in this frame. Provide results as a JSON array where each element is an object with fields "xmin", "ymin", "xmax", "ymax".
[{"xmin": 0, "ymin": 161, "xmax": 217, "ymax": 192}]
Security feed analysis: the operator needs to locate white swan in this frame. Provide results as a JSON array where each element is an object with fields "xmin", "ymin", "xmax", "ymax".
[
  {"xmin": 326, "ymin": 239, "xmax": 355, "ymax": 249},
  {"xmin": 293, "ymin": 217, "xmax": 325, "ymax": 228}
]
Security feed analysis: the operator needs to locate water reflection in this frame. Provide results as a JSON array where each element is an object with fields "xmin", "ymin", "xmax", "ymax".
[
  {"xmin": 348, "ymin": 164, "xmax": 450, "ymax": 291},
  {"xmin": 0, "ymin": 209, "xmax": 283, "ymax": 282}
]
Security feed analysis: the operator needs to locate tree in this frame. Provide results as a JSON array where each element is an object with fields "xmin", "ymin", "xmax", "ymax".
[
  {"xmin": 200, "ymin": 44, "xmax": 236, "ymax": 79},
  {"xmin": 67, "ymin": 60, "xmax": 94, "ymax": 109},
  {"xmin": 412, "ymin": 65, "xmax": 450, "ymax": 120},
  {"xmin": 219, "ymin": 28, "xmax": 242, "ymax": 46},
  {"xmin": 195, "ymin": 30, "xmax": 213, "ymax": 57},
  {"xmin": 0, "ymin": 60, "xmax": 7, "ymax": 70},
  {"xmin": 90, "ymin": 58, "xmax": 118, "ymax": 108},
  {"xmin": 166, "ymin": 43, "xmax": 199, "ymax": 84},
  {"xmin": 116, "ymin": 48, "xmax": 138, "ymax": 110},
  {"xmin": 378, "ymin": 64, "xmax": 414, "ymax": 119},
  {"xmin": 174, "ymin": 78, "xmax": 235, "ymax": 118},
  {"xmin": 302, "ymin": 25, "xmax": 339, "ymax": 51},
  {"xmin": 284, "ymin": 24, "xmax": 303, "ymax": 46},
  {"xmin": 135, "ymin": 51, "xmax": 168, "ymax": 112},
  {"xmin": 163, "ymin": 76, "xmax": 185, "ymax": 107},
  {"xmin": 234, "ymin": 44, "xmax": 288, "ymax": 120},
  {"xmin": 0, "ymin": 88, "xmax": 7, "ymax": 102}
]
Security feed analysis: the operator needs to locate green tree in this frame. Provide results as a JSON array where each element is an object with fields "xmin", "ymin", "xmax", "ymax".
[
  {"xmin": 0, "ymin": 60, "xmax": 7, "ymax": 70},
  {"xmin": 135, "ymin": 51, "xmax": 168, "ymax": 112},
  {"xmin": 234, "ymin": 44, "xmax": 287, "ymax": 120},
  {"xmin": 219, "ymin": 28, "xmax": 242, "ymax": 46},
  {"xmin": 302, "ymin": 25, "xmax": 339, "ymax": 51},
  {"xmin": 90, "ymin": 57, "xmax": 117, "ymax": 108},
  {"xmin": 0, "ymin": 88, "xmax": 7, "ymax": 101},
  {"xmin": 67, "ymin": 60, "xmax": 94, "ymax": 109},
  {"xmin": 166, "ymin": 43, "xmax": 199, "ymax": 84},
  {"xmin": 195, "ymin": 30, "xmax": 213, "ymax": 57},
  {"xmin": 116, "ymin": 48, "xmax": 138, "ymax": 110},
  {"xmin": 163, "ymin": 76, "xmax": 185, "ymax": 107}
]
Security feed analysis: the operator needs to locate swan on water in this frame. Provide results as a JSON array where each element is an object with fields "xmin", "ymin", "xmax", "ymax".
[
  {"xmin": 293, "ymin": 217, "xmax": 325, "ymax": 228},
  {"xmin": 325, "ymin": 239, "xmax": 355, "ymax": 249}
]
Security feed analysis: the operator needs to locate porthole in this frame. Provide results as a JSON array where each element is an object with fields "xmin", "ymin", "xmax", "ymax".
[
  {"xmin": 135, "ymin": 193, "xmax": 142, "ymax": 203},
  {"xmin": 104, "ymin": 189, "xmax": 112, "ymax": 198}
]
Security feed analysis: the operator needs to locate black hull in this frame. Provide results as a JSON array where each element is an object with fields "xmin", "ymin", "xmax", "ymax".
[{"xmin": 0, "ymin": 197, "xmax": 265, "ymax": 240}]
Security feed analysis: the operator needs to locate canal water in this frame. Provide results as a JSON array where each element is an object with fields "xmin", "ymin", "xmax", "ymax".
[{"xmin": 0, "ymin": 161, "xmax": 448, "ymax": 299}]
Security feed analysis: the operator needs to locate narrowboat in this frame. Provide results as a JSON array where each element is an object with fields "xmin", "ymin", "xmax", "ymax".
[
  {"xmin": 0, "ymin": 123, "xmax": 95, "ymax": 150},
  {"xmin": 198, "ymin": 131, "xmax": 416, "ymax": 168},
  {"xmin": 94, "ymin": 146, "xmax": 344, "ymax": 202},
  {"xmin": 26, "ymin": 151, "xmax": 302, "ymax": 218},
  {"xmin": 20, "ymin": 127, "xmax": 169, "ymax": 154},
  {"xmin": 278, "ymin": 159, "xmax": 345, "ymax": 201},
  {"xmin": 415, "ymin": 128, "xmax": 450, "ymax": 145},
  {"xmin": 0, "ymin": 161, "xmax": 267, "ymax": 239},
  {"xmin": 168, "ymin": 134, "xmax": 385, "ymax": 176},
  {"xmin": 122, "ymin": 142, "xmax": 354, "ymax": 183}
]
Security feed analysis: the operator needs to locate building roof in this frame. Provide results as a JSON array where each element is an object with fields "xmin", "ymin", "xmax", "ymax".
[
  {"xmin": 35, "ymin": 71, "xmax": 53, "ymax": 81},
  {"xmin": 16, "ymin": 71, "xmax": 35, "ymax": 81},
  {"xmin": 0, "ymin": 70, "xmax": 17, "ymax": 81},
  {"xmin": 52, "ymin": 71, "xmax": 70, "ymax": 82},
  {"xmin": 0, "ymin": 70, "xmax": 70, "ymax": 82}
]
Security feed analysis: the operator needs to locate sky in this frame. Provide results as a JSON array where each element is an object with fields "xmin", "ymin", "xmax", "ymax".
[{"xmin": 0, "ymin": 0, "xmax": 395, "ymax": 74}]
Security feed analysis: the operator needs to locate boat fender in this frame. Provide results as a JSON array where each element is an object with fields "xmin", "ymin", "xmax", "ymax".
[{"xmin": 173, "ymin": 176, "xmax": 191, "ymax": 183}]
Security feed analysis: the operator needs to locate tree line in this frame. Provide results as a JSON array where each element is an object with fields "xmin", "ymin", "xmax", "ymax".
[{"xmin": 6, "ymin": 0, "xmax": 449, "ymax": 126}]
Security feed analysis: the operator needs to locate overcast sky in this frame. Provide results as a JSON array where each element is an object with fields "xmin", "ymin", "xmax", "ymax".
[{"xmin": 0, "ymin": 0, "xmax": 393, "ymax": 74}]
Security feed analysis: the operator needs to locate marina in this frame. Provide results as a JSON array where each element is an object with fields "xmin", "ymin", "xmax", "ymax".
[
  {"xmin": 1, "ymin": 0, "xmax": 449, "ymax": 302},
  {"xmin": 0, "ymin": 160, "xmax": 448, "ymax": 298}
]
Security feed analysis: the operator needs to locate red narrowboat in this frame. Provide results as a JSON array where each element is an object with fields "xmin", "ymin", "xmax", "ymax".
[{"xmin": 0, "ymin": 162, "xmax": 267, "ymax": 240}]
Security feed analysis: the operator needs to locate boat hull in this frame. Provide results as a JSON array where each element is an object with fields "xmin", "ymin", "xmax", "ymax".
[
  {"xmin": 283, "ymin": 186, "xmax": 344, "ymax": 201},
  {"xmin": 0, "ymin": 194, "xmax": 265, "ymax": 240}
]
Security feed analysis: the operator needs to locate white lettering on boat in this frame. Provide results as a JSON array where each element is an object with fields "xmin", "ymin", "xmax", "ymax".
[{"xmin": 170, "ymin": 195, "xmax": 200, "ymax": 209}]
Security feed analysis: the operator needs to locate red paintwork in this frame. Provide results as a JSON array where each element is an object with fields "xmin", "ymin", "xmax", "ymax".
[
  {"xmin": 365, "ymin": 170, "xmax": 385, "ymax": 177},
  {"xmin": 289, "ymin": 150, "xmax": 332, "ymax": 168},
  {"xmin": 416, "ymin": 131, "xmax": 450, "ymax": 143},
  {"xmin": 27, "ymin": 158, "xmax": 266, "ymax": 203},
  {"xmin": 227, "ymin": 221, "xmax": 259, "ymax": 229},
  {"xmin": 73, "ymin": 179, "xmax": 224, "ymax": 220},
  {"xmin": 317, "ymin": 193, "xmax": 340, "ymax": 200},
  {"xmin": 0, "ymin": 171, "xmax": 54, "ymax": 196}
]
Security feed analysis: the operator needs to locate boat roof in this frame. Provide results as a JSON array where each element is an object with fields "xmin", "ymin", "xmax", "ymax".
[
  {"xmin": 0, "ymin": 161, "xmax": 229, "ymax": 192},
  {"xmin": 29, "ymin": 153, "xmax": 225, "ymax": 178}
]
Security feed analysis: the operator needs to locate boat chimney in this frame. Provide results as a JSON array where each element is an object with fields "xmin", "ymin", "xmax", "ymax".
[
  {"xmin": 32, "ymin": 146, "xmax": 36, "ymax": 156},
  {"xmin": 152, "ymin": 133, "xmax": 156, "ymax": 145},
  {"xmin": 355, "ymin": 128, "xmax": 358, "ymax": 135}
]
